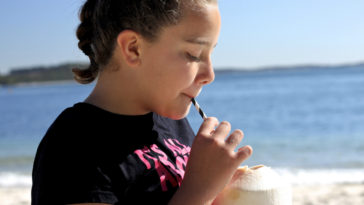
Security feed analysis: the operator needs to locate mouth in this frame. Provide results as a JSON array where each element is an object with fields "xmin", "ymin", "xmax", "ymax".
[
  {"xmin": 184, "ymin": 89, "xmax": 202, "ymax": 100},
  {"xmin": 184, "ymin": 94, "xmax": 194, "ymax": 100},
  {"xmin": 184, "ymin": 93, "xmax": 199, "ymax": 102}
]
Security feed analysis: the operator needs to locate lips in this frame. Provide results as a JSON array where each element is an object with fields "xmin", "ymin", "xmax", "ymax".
[
  {"xmin": 184, "ymin": 94, "xmax": 194, "ymax": 100},
  {"xmin": 184, "ymin": 92, "xmax": 200, "ymax": 100},
  {"xmin": 184, "ymin": 89, "xmax": 202, "ymax": 100}
]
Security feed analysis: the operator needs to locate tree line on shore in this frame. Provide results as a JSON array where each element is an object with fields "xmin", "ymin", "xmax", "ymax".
[
  {"xmin": 1, "ymin": 61, "xmax": 363, "ymax": 86},
  {"xmin": 0, "ymin": 63, "xmax": 87, "ymax": 85}
]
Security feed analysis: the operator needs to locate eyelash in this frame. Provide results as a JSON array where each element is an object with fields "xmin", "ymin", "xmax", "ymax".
[{"xmin": 186, "ymin": 52, "xmax": 201, "ymax": 62}]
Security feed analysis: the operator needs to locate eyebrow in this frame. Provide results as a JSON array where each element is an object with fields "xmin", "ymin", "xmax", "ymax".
[{"xmin": 185, "ymin": 38, "xmax": 218, "ymax": 48}]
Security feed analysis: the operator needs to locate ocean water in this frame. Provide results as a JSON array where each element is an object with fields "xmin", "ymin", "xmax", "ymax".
[{"xmin": 1, "ymin": 66, "xmax": 364, "ymax": 187}]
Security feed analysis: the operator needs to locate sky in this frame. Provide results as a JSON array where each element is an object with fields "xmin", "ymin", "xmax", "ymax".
[{"xmin": 0, "ymin": 0, "xmax": 363, "ymax": 74}]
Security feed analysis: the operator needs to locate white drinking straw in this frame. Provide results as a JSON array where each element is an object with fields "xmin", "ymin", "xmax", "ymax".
[{"xmin": 191, "ymin": 98, "xmax": 207, "ymax": 120}]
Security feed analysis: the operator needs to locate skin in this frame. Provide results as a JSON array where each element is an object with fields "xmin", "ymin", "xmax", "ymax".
[
  {"xmin": 75, "ymin": 2, "xmax": 253, "ymax": 205},
  {"xmin": 85, "ymin": 3, "xmax": 218, "ymax": 119}
]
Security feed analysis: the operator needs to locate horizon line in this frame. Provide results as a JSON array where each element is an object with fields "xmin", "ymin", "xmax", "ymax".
[{"xmin": 1, "ymin": 60, "xmax": 364, "ymax": 75}]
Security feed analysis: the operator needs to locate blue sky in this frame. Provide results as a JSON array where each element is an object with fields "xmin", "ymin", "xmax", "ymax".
[{"xmin": 1, "ymin": 0, "xmax": 363, "ymax": 74}]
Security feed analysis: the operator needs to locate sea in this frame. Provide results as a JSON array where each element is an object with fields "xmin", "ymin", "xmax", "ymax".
[{"xmin": 1, "ymin": 65, "xmax": 364, "ymax": 188}]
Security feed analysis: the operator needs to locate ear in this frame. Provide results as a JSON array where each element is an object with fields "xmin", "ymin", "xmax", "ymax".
[{"xmin": 116, "ymin": 30, "xmax": 143, "ymax": 67}]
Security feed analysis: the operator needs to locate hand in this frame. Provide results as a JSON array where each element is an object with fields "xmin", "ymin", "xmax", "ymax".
[{"xmin": 170, "ymin": 117, "xmax": 253, "ymax": 205}]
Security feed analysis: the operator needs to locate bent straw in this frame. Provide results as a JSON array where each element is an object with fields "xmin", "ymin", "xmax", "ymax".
[{"xmin": 191, "ymin": 98, "xmax": 207, "ymax": 120}]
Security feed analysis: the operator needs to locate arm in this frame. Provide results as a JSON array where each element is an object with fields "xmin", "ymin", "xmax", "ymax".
[{"xmin": 169, "ymin": 117, "xmax": 253, "ymax": 205}]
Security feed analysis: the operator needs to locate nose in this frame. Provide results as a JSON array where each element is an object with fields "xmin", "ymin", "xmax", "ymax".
[{"xmin": 196, "ymin": 58, "xmax": 215, "ymax": 85}]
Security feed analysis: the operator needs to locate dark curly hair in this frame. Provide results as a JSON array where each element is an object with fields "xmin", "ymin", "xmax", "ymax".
[{"xmin": 73, "ymin": 0, "xmax": 217, "ymax": 84}]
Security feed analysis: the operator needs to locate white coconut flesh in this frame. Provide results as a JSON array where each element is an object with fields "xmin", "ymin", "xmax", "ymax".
[{"xmin": 213, "ymin": 165, "xmax": 292, "ymax": 205}]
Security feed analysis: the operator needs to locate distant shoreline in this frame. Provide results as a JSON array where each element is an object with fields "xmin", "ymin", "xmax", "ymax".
[
  {"xmin": 215, "ymin": 61, "xmax": 364, "ymax": 73},
  {"xmin": 1, "ymin": 61, "xmax": 363, "ymax": 86},
  {"xmin": 0, "ymin": 63, "xmax": 85, "ymax": 86},
  {"xmin": 0, "ymin": 80, "xmax": 79, "ymax": 88}
]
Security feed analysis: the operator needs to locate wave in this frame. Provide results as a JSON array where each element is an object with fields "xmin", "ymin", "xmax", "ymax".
[
  {"xmin": 275, "ymin": 168, "xmax": 364, "ymax": 185},
  {"xmin": 0, "ymin": 172, "xmax": 32, "ymax": 187},
  {"xmin": 1, "ymin": 168, "xmax": 364, "ymax": 188}
]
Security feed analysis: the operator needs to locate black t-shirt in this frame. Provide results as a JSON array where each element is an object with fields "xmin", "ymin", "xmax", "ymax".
[{"xmin": 31, "ymin": 103, "xmax": 195, "ymax": 205}]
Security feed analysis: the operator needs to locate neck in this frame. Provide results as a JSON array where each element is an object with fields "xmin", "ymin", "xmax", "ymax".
[{"xmin": 84, "ymin": 67, "xmax": 150, "ymax": 116}]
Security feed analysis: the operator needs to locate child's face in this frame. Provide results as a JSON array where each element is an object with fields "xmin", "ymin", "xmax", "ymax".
[{"xmin": 138, "ymin": 3, "xmax": 221, "ymax": 120}]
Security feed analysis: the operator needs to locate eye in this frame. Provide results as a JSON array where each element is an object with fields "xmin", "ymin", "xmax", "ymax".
[{"xmin": 186, "ymin": 52, "xmax": 201, "ymax": 62}]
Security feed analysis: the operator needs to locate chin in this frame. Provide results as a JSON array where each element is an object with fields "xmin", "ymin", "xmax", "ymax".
[
  {"xmin": 160, "ymin": 106, "xmax": 191, "ymax": 120},
  {"xmin": 164, "ymin": 110, "xmax": 189, "ymax": 120}
]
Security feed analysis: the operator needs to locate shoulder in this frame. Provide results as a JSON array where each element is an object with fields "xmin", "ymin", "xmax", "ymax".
[
  {"xmin": 33, "ymin": 102, "xmax": 118, "ymax": 171},
  {"xmin": 33, "ymin": 103, "xmax": 98, "ymax": 163},
  {"xmin": 51, "ymin": 102, "xmax": 101, "ymax": 128},
  {"xmin": 32, "ymin": 103, "xmax": 121, "ymax": 204},
  {"xmin": 44, "ymin": 103, "xmax": 92, "ymax": 136},
  {"xmin": 35, "ymin": 103, "xmax": 92, "ymax": 152},
  {"xmin": 42, "ymin": 102, "xmax": 123, "ymax": 143}
]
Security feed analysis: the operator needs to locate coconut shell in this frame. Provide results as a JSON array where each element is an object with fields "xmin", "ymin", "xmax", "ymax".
[{"xmin": 213, "ymin": 165, "xmax": 292, "ymax": 205}]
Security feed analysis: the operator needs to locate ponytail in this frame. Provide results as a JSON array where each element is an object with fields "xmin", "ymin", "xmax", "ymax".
[{"xmin": 72, "ymin": 0, "xmax": 99, "ymax": 84}]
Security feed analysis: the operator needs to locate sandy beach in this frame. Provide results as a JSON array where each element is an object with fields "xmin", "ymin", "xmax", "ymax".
[
  {"xmin": 1, "ymin": 187, "xmax": 31, "ymax": 205},
  {"xmin": 2, "ymin": 184, "xmax": 364, "ymax": 205},
  {"xmin": 293, "ymin": 184, "xmax": 364, "ymax": 205}
]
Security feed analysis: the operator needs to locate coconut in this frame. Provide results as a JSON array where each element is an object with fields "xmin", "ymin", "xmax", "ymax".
[{"xmin": 213, "ymin": 165, "xmax": 291, "ymax": 205}]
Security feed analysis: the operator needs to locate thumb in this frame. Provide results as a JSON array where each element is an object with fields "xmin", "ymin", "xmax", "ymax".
[{"xmin": 236, "ymin": 145, "xmax": 253, "ymax": 162}]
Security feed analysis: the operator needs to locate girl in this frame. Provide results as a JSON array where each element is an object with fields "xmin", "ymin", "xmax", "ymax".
[{"xmin": 31, "ymin": 0, "xmax": 253, "ymax": 204}]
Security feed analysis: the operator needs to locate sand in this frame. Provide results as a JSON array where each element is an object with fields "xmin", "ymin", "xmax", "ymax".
[
  {"xmin": 1, "ymin": 187, "xmax": 31, "ymax": 205},
  {"xmin": 293, "ymin": 184, "xmax": 364, "ymax": 205},
  {"xmin": 1, "ymin": 184, "xmax": 364, "ymax": 205}
]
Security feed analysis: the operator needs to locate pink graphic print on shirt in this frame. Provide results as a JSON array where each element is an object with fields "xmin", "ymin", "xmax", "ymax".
[{"xmin": 134, "ymin": 139, "xmax": 191, "ymax": 191}]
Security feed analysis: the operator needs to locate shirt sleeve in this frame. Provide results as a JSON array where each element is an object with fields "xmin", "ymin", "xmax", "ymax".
[{"xmin": 32, "ymin": 124, "xmax": 119, "ymax": 205}]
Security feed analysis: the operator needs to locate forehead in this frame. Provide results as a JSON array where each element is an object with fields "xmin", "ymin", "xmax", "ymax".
[{"xmin": 159, "ymin": 3, "xmax": 221, "ymax": 47}]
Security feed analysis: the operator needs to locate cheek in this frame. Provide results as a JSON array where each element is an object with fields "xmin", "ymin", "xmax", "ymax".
[
  {"xmin": 162, "ymin": 51, "xmax": 194, "ymax": 81},
  {"xmin": 165, "ymin": 50, "xmax": 186, "ymax": 68},
  {"xmin": 146, "ymin": 48, "xmax": 197, "ymax": 92}
]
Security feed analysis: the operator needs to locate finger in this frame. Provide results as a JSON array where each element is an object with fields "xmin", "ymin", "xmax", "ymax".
[
  {"xmin": 212, "ymin": 121, "xmax": 231, "ymax": 141},
  {"xmin": 225, "ymin": 129, "xmax": 244, "ymax": 149},
  {"xmin": 197, "ymin": 117, "xmax": 219, "ymax": 137},
  {"xmin": 236, "ymin": 145, "xmax": 253, "ymax": 162}
]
